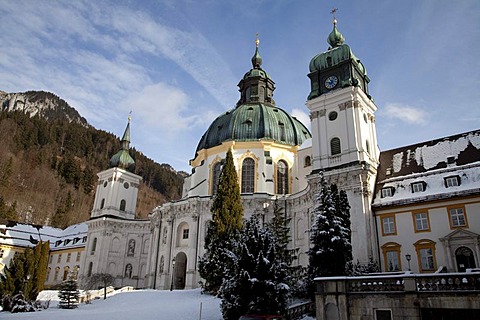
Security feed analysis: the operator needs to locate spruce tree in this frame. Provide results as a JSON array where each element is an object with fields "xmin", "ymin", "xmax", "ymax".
[
  {"xmin": 220, "ymin": 215, "xmax": 290, "ymax": 320},
  {"xmin": 307, "ymin": 174, "xmax": 352, "ymax": 289},
  {"xmin": 199, "ymin": 149, "xmax": 244, "ymax": 293},
  {"xmin": 58, "ymin": 276, "xmax": 79, "ymax": 309}
]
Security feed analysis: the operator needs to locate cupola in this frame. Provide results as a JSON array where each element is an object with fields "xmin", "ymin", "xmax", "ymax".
[{"xmin": 109, "ymin": 117, "xmax": 135, "ymax": 172}]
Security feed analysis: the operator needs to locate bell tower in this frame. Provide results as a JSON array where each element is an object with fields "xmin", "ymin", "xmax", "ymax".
[
  {"xmin": 91, "ymin": 117, "xmax": 142, "ymax": 219},
  {"xmin": 306, "ymin": 15, "xmax": 380, "ymax": 264}
]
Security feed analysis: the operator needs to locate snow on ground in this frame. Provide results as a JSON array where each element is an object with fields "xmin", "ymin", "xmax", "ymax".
[
  {"xmin": 1, "ymin": 288, "xmax": 315, "ymax": 320},
  {"xmin": 1, "ymin": 289, "xmax": 223, "ymax": 320}
]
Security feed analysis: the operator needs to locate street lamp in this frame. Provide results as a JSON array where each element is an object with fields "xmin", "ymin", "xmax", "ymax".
[
  {"xmin": 405, "ymin": 254, "xmax": 411, "ymax": 271},
  {"xmin": 170, "ymin": 258, "xmax": 176, "ymax": 291}
]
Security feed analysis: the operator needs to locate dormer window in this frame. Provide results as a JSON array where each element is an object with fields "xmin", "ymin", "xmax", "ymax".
[
  {"xmin": 444, "ymin": 175, "xmax": 460, "ymax": 188},
  {"xmin": 381, "ymin": 187, "xmax": 395, "ymax": 198},
  {"xmin": 411, "ymin": 181, "xmax": 426, "ymax": 193}
]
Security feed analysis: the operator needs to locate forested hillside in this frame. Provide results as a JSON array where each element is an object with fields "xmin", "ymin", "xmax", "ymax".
[{"xmin": 0, "ymin": 95, "xmax": 185, "ymax": 228}]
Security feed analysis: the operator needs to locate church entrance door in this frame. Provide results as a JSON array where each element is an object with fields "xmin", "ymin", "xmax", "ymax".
[
  {"xmin": 174, "ymin": 252, "xmax": 187, "ymax": 289},
  {"xmin": 455, "ymin": 247, "xmax": 476, "ymax": 272}
]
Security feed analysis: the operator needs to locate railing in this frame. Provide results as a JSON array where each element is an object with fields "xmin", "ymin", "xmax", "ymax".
[
  {"xmin": 287, "ymin": 301, "xmax": 314, "ymax": 320},
  {"xmin": 337, "ymin": 272, "xmax": 480, "ymax": 293}
]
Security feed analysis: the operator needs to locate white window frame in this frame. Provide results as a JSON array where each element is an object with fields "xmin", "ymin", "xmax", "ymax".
[
  {"xmin": 412, "ymin": 182, "xmax": 425, "ymax": 193},
  {"xmin": 382, "ymin": 216, "xmax": 396, "ymax": 235},
  {"xmin": 381, "ymin": 187, "xmax": 394, "ymax": 198},
  {"xmin": 445, "ymin": 176, "xmax": 460, "ymax": 187},
  {"xmin": 420, "ymin": 248, "xmax": 435, "ymax": 270},
  {"xmin": 414, "ymin": 213, "xmax": 429, "ymax": 231},
  {"xmin": 450, "ymin": 207, "xmax": 466, "ymax": 227}
]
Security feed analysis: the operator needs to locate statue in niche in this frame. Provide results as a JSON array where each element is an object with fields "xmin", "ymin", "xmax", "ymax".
[
  {"xmin": 127, "ymin": 239, "xmax": 135, "ymax": 256},
  {"xmin": 159, "ymin": 256, "xmax": 164, "ymax": 273},
  {"xmin": 162, "ymin": 227, "xmax": 168, "ymax": 244},
  {"xmin": 125, "ymin": 263, "xmax": 132, "ymax": 278}
]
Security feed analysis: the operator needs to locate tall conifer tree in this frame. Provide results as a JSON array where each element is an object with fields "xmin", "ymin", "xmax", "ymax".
[
  {"xmin": 307, "ymin": 174, "xmax": 352, "ymax": 289},
  {"xmin": 199, "ymin": 149, "xmax": 244, "ymax": 293}
]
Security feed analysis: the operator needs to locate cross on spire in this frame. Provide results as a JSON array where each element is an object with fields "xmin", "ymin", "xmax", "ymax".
[{"xmin": 330, "ymin": 8, "xmax": 338, "ymax": 25}]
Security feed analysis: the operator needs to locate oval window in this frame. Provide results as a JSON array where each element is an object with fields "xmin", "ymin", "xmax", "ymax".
[
  {"xmin": 103, "ymin": 181, "xmax": 108, "ymax": 188},
  {"xmin": 328, "ymin": 111, "xmax": 338, "ymax": 121},
  {"xmin": 124, "ymin": 182, "xmax": 129, "ymax": 189}
]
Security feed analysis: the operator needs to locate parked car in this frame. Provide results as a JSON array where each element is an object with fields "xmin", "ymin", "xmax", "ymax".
[{"xmin": 239, "ymin": 315, "xmax": 286, "ymax": 320}]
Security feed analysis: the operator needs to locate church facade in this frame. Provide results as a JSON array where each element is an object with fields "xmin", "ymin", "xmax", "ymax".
[{"xmin": 2, "ymin": 20, "xmax": 478, "ymax": 291}]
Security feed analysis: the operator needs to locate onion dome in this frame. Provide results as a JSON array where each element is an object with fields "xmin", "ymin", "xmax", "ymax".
[
  {"xmin": 110, "ymin": 117, "xmax": 135, "ymax": 172},
  {"xmin": 307, "ymin": 18, "xmax": 370, "ymax": 100},
  {"xmin": 196, "ymin": 37, "xmax": 311, "ymax": 154}
]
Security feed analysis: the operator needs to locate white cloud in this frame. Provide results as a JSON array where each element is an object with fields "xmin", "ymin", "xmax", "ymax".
[
  {"xmin": 383, "ymin": 103, "xmax": 428, "ymax": 125},
  {"xmin": 123, "ymin": 83, "xmax": 194, "ymax": 136},
  {"xmin": 291, "ymin": 108, "xmax": 311, "ymax": 130}
]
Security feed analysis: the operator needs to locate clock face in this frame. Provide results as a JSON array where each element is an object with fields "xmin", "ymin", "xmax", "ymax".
[{"xmin": 325, "ymin": 75, "xmax": 338, "ymax": 89}]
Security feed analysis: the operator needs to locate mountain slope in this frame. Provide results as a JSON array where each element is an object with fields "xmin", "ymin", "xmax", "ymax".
[{"xmin": 0, "ymin": 90, "xmax": 185, "ymax": 227}]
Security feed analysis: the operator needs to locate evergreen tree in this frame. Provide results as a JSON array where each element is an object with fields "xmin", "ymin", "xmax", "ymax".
[
  {"xmin": 0, "ymin": 197, "xmax": 18, "ymax": 221},
  {"xmin": 0, "ymin": 250, "xmax": 28, "ymax": 298},
  {"xmin": 199, "ymin": 149, "xmax": 244, "ymax": 293},
  {"xmin": 219, "ymin": 215, "xmax": 290, "ymax": 320},
  {"xmin": 268, "ymin": 199, "xmax": 305, "ymax": 296},
  {"xmin": 58, "ymin": 275, "xmax": 79, "ymax": 309},
  {"xmin": 307, "ymin": 174, "xmax": 352, "ymax": 290}
]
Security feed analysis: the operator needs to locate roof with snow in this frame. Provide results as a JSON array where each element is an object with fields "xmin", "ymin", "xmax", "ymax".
[
  {"xmin": 0, "ymin": 220, "xmax": 87, "ymax": 251},
  {"xmin": 373, "ymin": 129, "xmax": 480, "ymax": 208}
]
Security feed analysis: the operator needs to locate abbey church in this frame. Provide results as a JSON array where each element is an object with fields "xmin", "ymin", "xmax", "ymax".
[{"xmin": 1, "ymin": 20, "xmax": 479, "ymax": 290}]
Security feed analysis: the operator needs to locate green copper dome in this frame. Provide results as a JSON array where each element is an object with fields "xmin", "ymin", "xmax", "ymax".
[
  {"xmin": 195, "ymin": 103, "xmax": 311, "ymax": 153},
  {"xmin": 196, "ymin": 38, "xmax": 311, "ymax": 154},
  {"xmin": 110, "ymin": 119, "xmax": 135, "ymax": 172}
]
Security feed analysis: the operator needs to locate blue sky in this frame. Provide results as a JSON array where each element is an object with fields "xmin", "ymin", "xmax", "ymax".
[{"xmin": 1, "ymin": 1, "xmax": 479, "ymax": 172}]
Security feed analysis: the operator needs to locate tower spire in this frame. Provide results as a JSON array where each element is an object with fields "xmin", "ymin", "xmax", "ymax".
[
  {"xmin": 251, "ymin": 33, "xmax": 263, "ymax": 69},
  {"xmin": 327, "ymin": 8, "xmax": 345, "ymax": 48}
]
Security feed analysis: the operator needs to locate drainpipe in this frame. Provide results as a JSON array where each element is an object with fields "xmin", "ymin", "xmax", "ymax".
[{"xmin": 373, "ymin": 208, "xmax": 382, "ymax": 271}]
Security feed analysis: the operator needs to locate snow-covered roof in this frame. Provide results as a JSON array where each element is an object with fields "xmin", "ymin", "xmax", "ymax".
[
  {"xmin": 373, "ymin": 129, "xmax": 480, "ymax": 208},
  {"xmin": 0, "ymin": 220, "xmax": 87, "ymax": 250}
]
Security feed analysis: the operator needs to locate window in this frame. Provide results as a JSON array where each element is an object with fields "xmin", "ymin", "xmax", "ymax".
[
  {"xmin": 0, "ymin": 249, "xmax": 4, "ymax": 258},
  {"xmin": 381, "ymin": 242, "xmax": 401, "ymax": 272},
  {"xmin": 366, "ymin": 140, "xmax": 370, "ymax": 154},
  {"xmin": 375, "ymin": 309, "xmax": 392, "ymax": 320},
  {"xmin": 211, "ymin": 162, "xmax": 222, "ymax": 195},
  {"xmin": 414, "ymin": 239, "xmax": 436, "ymax": 272},
  {"xmin": 381, "ymin": 216, "xmax": 396, "ymax": 235},
  {"xmin": 279, "ymin": 122, "xmax": 286, "ymax": 141},
  {"xmin": 57, "ymin": 254, "xmax": 62, "ymax": 263},
  {"xmin": 444, "ymin": 175, "xmax": 460, "ymax": 188},
  {"xmin": 48, "ymin": 254, "xmax": 52, "ymax": 264},
  {"xmin": 277, "ymin": 160, "xmax": 289, "ymax": 194},
  {"xmin": 63, "ymin": 267, "xmax": 69, "ymax": 281},
  {"xmin": 448, "ymin": 206, "xmax": 468, "ymax": 228},
  {"xmin": 91, "ymin": 237, "xmax": 97, "ymax": 255},
  {"xmin": 182, "ymin": 229, "xmax": 189, "ymax": 239},
  {"xmin": 87, "ymin": 262, "xmax": 93, "ymax": 277},
  {"xmin": 100, "ymin": 198, "xmax": 105, "ymax": 209},
  {"xmin": 120, "ymin": 199, "xmax": 126, "ymax": 211},
  {"xmin": 66, "ymin": 253, "xmax": 71, "ymax": 263},
  {"xmin": 328, "ymin": 111, "xmax": 337, "ymax": 121},
  {"xmin": 411, "ymin": 181, "xmax": 426, "ymax": 193},
  {"xmin": 241, "ymin": 157, "xmax": 255, "ymax": 193},
  {"xmin": 76, "ymin": 252, "xmax": 81, "ymax": 262},
  {"xmin": 47, "ymin": 267, "xmax": 51, "ymax": 281},
  {"xmin": 413, "ymin": 212, "xmax": 430, "ymax": 232},
  {"xmin": 304, "ymin": 156, "xmax": 311, "ymax": 167},
  {"xmin": 381, "ymin": 187, "xmax": 394, "ymax": 198},
  {"xmin": 330, "ymin": 137, "xmax": 341, "ymax": 155},
  {"xmin": 54, "ymin": 267, "xmax": 60, "ymax": 281}
]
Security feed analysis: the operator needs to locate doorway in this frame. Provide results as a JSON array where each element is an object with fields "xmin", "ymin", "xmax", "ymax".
[
  {"xmin": 455, "ymin": 247, "xmax": 476, "ymax": 272},
  {"xmin": 173, "ymin": 252, "xmax": 187, "ymax": 289}
]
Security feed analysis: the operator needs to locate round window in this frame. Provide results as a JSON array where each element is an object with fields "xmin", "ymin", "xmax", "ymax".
[
  {"xmin": 328, "ymin": 111, "xmax": 338, "ymax": 121},
  {"xmin": 124, "ymin": 182, "xmax": 129, "ymax": 189}
]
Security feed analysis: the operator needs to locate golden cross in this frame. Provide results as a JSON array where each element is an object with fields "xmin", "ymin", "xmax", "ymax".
[{"xmin": 255, "ymin": 32, "xmax": 260, "ymax": 47}]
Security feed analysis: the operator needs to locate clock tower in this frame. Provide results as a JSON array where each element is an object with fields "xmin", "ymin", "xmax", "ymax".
[{"xmin": 306, "ymin": 18, "xmax": 380, "ymax": 264}]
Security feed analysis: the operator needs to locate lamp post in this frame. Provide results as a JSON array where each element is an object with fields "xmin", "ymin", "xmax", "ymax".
[
  {"xmin": 170, "ymin": 258, "xmax": 176, "ymax": 291},
  {"xmin": 405, "ymin": 254, "xmax": 411, "ymax": 271}
]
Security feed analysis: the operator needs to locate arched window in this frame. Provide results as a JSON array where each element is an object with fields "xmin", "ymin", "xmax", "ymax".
[
  {"xmin": 277, "ymin": 160, "xmax": 289, "ymax": 194},
  {"xmin": 91, "ymin": 237, "xmax": 97, "ymax": 254},
  {"xmin": 120, "ymin": 199, "xmax": 126, "ymax": 211},
  {"xmin": 304, "ymin": 156, "xmax": 311, "ymax": 167},
  {"xmin": 279, "ymin": 122, "xmax": 286, "ymax": 141},
  {"xmin": 330, "ymin": 137, "xmax": 341, "ymax": 155},
  {"xmin": 87, "ymin": 262, "xmax": 93, "ymax": 277},
  {"xmin": 366, "ymin": 140, "xmax": 370, "ymax": 155},
  {"xmin": 100, "ymin": 198, "xmax": 105, "ymax": 209},
  {"xmin": 211, "ymin": 162, "xmax": 222, "ymax": 195},
  {"xmin": 241, "ymin": 157, "xmax": 255, "ymax": 193}
]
